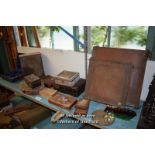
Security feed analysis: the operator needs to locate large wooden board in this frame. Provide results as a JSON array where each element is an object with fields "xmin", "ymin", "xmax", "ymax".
[
  {"xmin": 91, "ymin": 47, "xmax": 148, "ymax": 107},
  {"xmin": 85, "ymin": 59, "xmax": 132, "ymax": 106},
  {"xmin": 19, "ymin": 53, "xmax": 44, "ymax": 77}
]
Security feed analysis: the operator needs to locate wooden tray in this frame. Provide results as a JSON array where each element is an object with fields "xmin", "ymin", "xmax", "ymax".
[
  {"xmin": 48, "ymin": 92, "xmax": 77, "ymax": 109},
  {"xmin": 19, "ymin": 81, "xmax": 44, "ymax": 95},
  {"xmin": 39, "ymin": 88, "xmax": 57, "ymax": 99}
]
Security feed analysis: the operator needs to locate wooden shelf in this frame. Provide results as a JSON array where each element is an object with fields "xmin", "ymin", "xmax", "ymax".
[{"xmin": 0, "ymin": 78, "xmax": 143, "ymax": 129}]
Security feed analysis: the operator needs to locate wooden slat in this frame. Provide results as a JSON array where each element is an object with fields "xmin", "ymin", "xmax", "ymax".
[
  {"xmin": 2, "ymin": 27, "xmax": 17, "ymax": 70},
  {"xmin": 23, "ymin": 26, "xmax": 29, "ymax": 46},
  {"xmin": 31, "ymin": 26, "xmax": 41, "ymax": 48},
  {"xmin": 18, "ymin": 26, "xmax": 29, "ymax": 47}
]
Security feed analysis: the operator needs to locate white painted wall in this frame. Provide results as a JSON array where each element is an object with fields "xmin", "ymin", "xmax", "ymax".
[
  {"xmin": 17, "ymin": 46, "xmax": 155, "ymax": 101},
  {"xmin": 40, "ymin": 49, "xmax": 91, "ymax": 79},
  {"xmin": 17, "ymin": 46, "xmax": 91, "ymax": 79}
]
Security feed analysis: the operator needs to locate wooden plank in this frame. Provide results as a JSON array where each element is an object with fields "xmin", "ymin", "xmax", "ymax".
[
  {"xmin": 18, "ymin": 26, "xmax": 29, "ymax": 47},
  {"xmin": 31, "ymin": 26, "xmax": 41, "ymax": 48},
  {"xmin": 2, "ymin": 27, "xmax": 17, "ymax": 70},
  {"xmin": 23, "ymin": 26, "xmax": 29, "ymax": 46}
]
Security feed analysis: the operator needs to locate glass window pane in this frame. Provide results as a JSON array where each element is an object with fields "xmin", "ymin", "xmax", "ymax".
[
  {"xmin": 111, "ymin": 26, "xmax": 148, "ymax": 50},
  {"xmin": 54, "ymin": 26, "xmax": 73, "ymax": 50},
  {"xmin": 37, "ymin": 26, "xmax": 84, "ymax": 52},
  {"xmin": 91, "ymin": 26, "xmax": 108, "ymax": 47},
  {"xmin": 37, "ymin": 26, "xmax": 50, "ymax": 48}
]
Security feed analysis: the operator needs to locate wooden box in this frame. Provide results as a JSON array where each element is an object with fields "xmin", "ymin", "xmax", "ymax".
[
  {"xmin": 48, "ymin": 92, "xmax": 77, "ymax": 109},
  {"xmin": 54, "ymin": 78, "xmax": 86, "ymax": 97},
  {"xmin": 24, "ymin": 74, "xmax": 41, "ymax": 88}
]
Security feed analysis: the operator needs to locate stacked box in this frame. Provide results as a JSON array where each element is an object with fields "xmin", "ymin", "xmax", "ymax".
[
  {"xmin": 24, "ymin": 74, "xmax": 41, "ymax": 88},
  {"xmin": 55, "ymin": 70, "xmax": 79, "ymax": 87},
  {"xmin": 54, "ymin": 78, "xmax": 86, "ymax": 97},
  {"xmin": 54, "ymin": 70, "xmax": 85, "ymax": 97}
]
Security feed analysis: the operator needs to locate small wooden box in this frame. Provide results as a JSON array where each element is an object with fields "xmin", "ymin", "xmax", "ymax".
[
  {"xmin": 56, "ymin": 70, "xmax": 79, "ymax": 81},
  {"xmin": 24, "ymin": 74, "xmax": 41, "ymax": 88},
  {"xmin": 42, "ymin": 75, "xmax": 55, "ymax": 88}
]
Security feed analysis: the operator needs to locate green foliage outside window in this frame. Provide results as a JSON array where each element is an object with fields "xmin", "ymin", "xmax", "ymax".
[
  {"xmin": 37, "ymin": 26, "xmax": 148, "ymax": 51},
  {"xmin": 91, "ymin": 26, "xmax": 148, "ymax": 48},
  {"xmin": 37, "ymin": 26, "xmax": 60, "ymax": 48}
]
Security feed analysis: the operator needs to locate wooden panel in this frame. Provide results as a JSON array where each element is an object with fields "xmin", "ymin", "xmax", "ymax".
[
  {"xmin": 85, "ymin": 59, "xmax": 132, "ymax": 106},
  {"xmin": 31, "ymin": 26, "xmax": 41, "ymax": 48},
  {"xmin": 1, "ymin": 27, "xmax": 17, "ymax": 70},
  {"xmin": 18, "ymin": 26, "xmax": 29, "ymax": 46},
  {"xmin": 92, "ymin": 47, "xmax": 148, "ymax": 107},
  {"xmin": 19, "ymin": 52, "xmax": 44, "ymax": 77}
]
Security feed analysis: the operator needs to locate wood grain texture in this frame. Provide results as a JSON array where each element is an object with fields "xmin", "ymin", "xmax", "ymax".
[
  {"xmin": 48, "ymin": 92, "xmax": 77, "ymax": 109},
  {"xmin": 88, "ymin": 47, "xmax": 148, "ymax": 107},
  {"xmin": 85, "ymin": 59, "xmax": 132, "ymax": 106}
]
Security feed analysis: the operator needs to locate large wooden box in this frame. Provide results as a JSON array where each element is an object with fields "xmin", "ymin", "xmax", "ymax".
[{"xmin": 54, "ymin": 78, "xmax": 86, "ymax": 97}]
